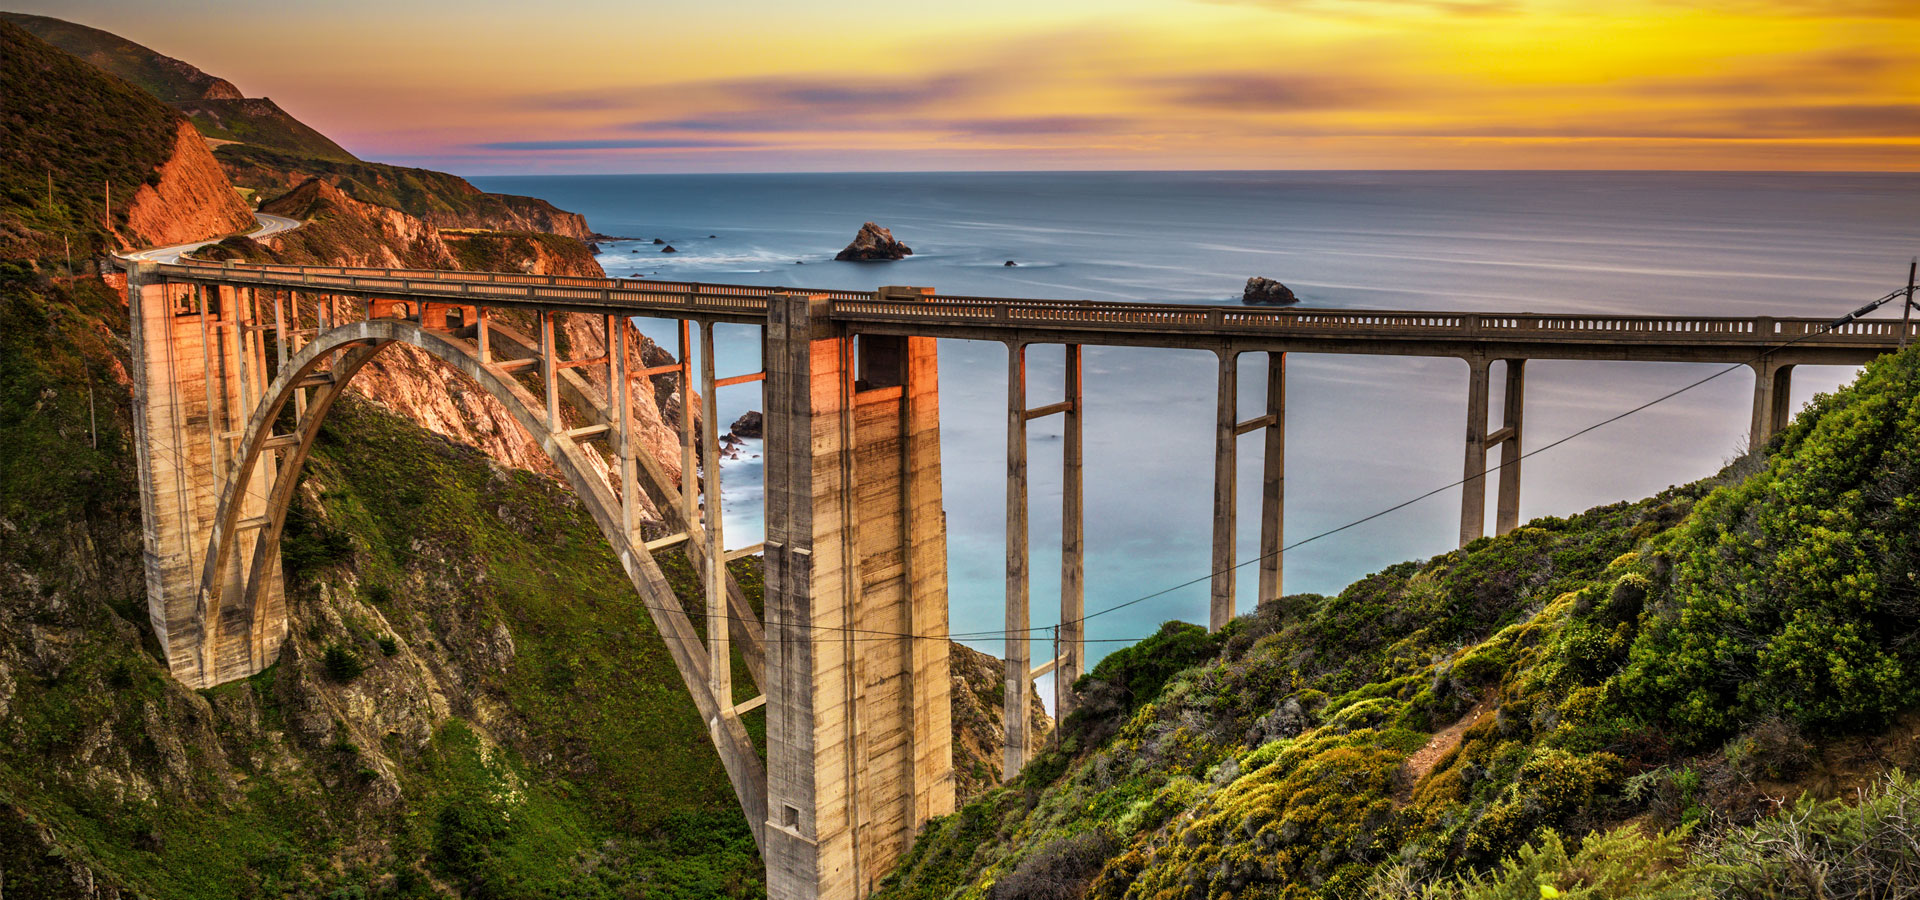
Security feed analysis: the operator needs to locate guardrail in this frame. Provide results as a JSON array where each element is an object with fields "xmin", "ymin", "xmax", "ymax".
[{"xmin": 147, "ymin": 259, "xmax": 1915, "ymax": 349}]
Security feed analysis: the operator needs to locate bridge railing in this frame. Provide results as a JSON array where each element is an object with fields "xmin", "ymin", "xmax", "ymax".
[{"xmin": 151, "ymin": 259, "xmax": 1914, "ymax": 348}]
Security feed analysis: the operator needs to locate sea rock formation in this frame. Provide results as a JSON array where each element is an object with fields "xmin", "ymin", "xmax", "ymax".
[
  {"xmin": 835, "ymin": 222, "xmax": 913, "ymax": 261},
  {"xmin": 729, "ymin": 410, "xmax": 763, "ymax": 439},
  {"xmin": 118, "ymin": 121, "xmax": 257, "ymax": 250},
  {"xmin": 1243, "ymin": 276, "xmax": 1298, "ymax": 305}
]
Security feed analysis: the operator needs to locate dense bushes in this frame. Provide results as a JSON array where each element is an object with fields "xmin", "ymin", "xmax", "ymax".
[
  {"xmin": 877, "ymin": 347, "xmax": 1920, "ymax": 900},
  {"xmin": 1611, "ymin": 348, "xmax": 1920, "ymax": 745}
]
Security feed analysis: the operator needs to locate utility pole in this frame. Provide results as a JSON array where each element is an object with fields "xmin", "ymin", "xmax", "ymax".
[
  {"xmin": 1902, "ymin": 258, "xmax": 1916, "ymax": 352},
  {"xmin": 46, "ymin": 170, "xmax": 53, "ymax": 215},
  {"xmin": 103, "ymin": 179, "xmax": 110, "ymax": 234}
]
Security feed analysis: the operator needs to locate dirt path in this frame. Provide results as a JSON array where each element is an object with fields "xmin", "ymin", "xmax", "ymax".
[{"xmin": 1402, "ymin": 696, "xmax": 1498, "ymax": 792}]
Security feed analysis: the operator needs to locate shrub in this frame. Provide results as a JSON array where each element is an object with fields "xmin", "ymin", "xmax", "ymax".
[
  {"xmin": 1700, "ymin": 771, "xmax": 1920, "ymax": 898},
  {"xmin": 986, "ymin": 831, "xmax": 1114, "ymax": 900},
  {"xmin": 322, "ymin": 643, "xmax": 364, "ymax": 683},
  {"xmin": 1371, "ymin": 825, "xmax": 1700, "ymax": 900}
]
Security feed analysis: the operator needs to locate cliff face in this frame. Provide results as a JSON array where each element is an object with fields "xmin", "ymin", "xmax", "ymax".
[
  {"xmin": 951, "ymin": 643, "xmax": 1055, "ymax": 802},
  {"xmin": 256, "ymin": 177, "xmax": 453, "ymax": 268},
  {"xmin": 118, "ymin": 120, "xmax": 257, "ymax": 251}
]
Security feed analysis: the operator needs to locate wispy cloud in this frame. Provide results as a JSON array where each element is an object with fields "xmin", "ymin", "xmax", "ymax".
[
  {"xmin": 1145, "ymin": 73, "xmax": 1388, "ymax": 112},
  {"xmin": 472, "ymin": 138, "xmax": 760, "ymax": 151}
]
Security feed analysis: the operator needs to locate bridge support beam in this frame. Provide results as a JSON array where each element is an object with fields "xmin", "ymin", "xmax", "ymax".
[
  {"xmin": 1256, "ymin": 352, "xmax": 1286, "ymax": 606},
  {"xmin": 1749, "ymin": 360, "xmax": 1795, "ymax": 450},
  {"xmin": 1004, "ymin": 342, "xmax": 1031, "ymax": 776},
  {"xmin": 128, "ymin": 264, "xmax": 286, "ymax": 688},
  {"xmin": 1211, "ymin": 351, "xmax": 1239, "ymax": 631},
  {"xmin": 763, "ymin": 291, "xmax": 953, "ymax": 900}
]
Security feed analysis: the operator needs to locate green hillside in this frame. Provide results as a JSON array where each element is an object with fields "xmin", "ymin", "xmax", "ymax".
[
  {"xmin": 0, "ymin": 20, "xmax": 183, "ymax": 261},
  {"xmin": 5, "ymin": 12, "xmax": 354, "ymax": 162},
  {"xmin": 1, "ymin": 11, "xmax": 238, "ymax": 103},
  {"xmin": 177, "ymin": 97, "xmax": 357, "ymax": 162},
  {"xmin": 218, "ymin": 144, "xmax": 589, "ymax": 236},
  {"xmin": 878, "ymin": 346, "xmax": 1920, "ymax": 900}
]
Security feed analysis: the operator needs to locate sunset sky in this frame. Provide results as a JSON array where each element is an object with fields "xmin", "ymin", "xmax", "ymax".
[{"xmin": 20, "ymin": 0, "xmax": 1920, "ymax": 172}]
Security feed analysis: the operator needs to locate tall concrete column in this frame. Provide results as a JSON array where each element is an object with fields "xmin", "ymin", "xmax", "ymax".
[
  {"xmin": 1749, "ymin": 361, "xmax": 1799, "ymax": 449},
  {"xmin": 127, "ymin": 265, "xmax": 284, "ymax": 688},
  {"xmin": 1494, "ymin": 359, "xmax": 1526, "ymax": 536},
  {"xmin": 762, "ymin": 293, "xmax": 952, "ymax": 900},
  {"xmin": 700, "ymin": 321, "xmax": 731, "ymax": 715},
  {"xmin": 1003, "ymin": 342, "xmax": 1031, "ymax": 778},
  {"xmin": 1058, "ymin": 344, "xmax": 1084, "ymax": 718},
  {"xmin": 1257, "ymin": 352, "xmax": 1285, "ymax": 606},
  {"xmin": 1459, "ymin": 356, "xmax": 1492, "ymax": 547},
  {"xmin": 1211, "ymin": 350, "xmax": 1238, "ymax": 631}
]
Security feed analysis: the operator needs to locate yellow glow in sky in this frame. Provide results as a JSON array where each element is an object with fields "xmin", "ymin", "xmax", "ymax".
[{"xmin": 21, "ymin": 0, "xmax": 1920, "ymax": 172}]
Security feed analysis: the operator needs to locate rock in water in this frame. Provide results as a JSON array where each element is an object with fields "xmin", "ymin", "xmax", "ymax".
[
  {"xmin": 1004, "ymin": 260, "xmax": 1017, "ymax": 267},
  {"xmin": 652, "ymin": 238, "xmax": 665, "ymax": 245},
  {"xmin": 1243, "ymin": 276, "xmax": 1298, "ymax": 305},
  {"xmin": 661, "ymin": 245, "xmax": 677, "ymax": 253},
  {"xmin": 729, "ymin": 410, "xmax": 764, "ymax": 439},
  {"xmin": 835, "ymin": 222, "xmax": 913, "ymax": 261}
]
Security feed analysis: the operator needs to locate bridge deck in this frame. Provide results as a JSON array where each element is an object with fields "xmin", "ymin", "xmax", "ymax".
[{"xmin": 155, "ymin": 260, "xmax": 1912, "ymax": 365}]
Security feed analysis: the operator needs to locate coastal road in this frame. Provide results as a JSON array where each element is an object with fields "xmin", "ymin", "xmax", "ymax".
[{"xmin": 124, "ymin": 211, "xmax": 302, "ymax": 263}]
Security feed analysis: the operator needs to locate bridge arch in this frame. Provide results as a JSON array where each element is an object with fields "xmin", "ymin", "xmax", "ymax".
[{"xmin": 190, "ymin": 316, "xmax": 769, "ymax": 845}]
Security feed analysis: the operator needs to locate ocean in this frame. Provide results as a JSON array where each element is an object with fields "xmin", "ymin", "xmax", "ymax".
[{"xmin": 470, "ymin": 170, "xmax": 1920, "ymax": 672}]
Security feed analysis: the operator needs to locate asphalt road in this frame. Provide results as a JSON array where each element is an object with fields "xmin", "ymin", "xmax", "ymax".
[{"xmin": 123, "ymin": 211, "xmax": 302, "ymax": 263}]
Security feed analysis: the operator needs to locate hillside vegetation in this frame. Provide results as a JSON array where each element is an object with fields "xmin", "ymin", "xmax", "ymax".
[
  {"xmin": 879, "ymin": 346, "xmax": 1920, "ymax": 900},
  {"xmin": 0, "ymin": 21, "xmax": 182, "ymax": 261},
  {"xmin": 1, "ymin": 11, "xmax": 241, "ymax": 102},
  {"xmin": 217, "ymin": 144, "xmax": 593, "ymax": 237}
]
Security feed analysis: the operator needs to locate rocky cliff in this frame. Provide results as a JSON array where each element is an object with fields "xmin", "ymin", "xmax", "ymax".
[{"xmin": 118, "ymin": 120, "xmax": 257, "ymax": 251}]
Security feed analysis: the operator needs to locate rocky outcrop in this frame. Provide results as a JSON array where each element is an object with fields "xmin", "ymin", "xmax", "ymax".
[
  {"xmin": 728, "ymin": 410, "xmax": 763, "ymax": 440},
  {"xmin": 950, "ymin": 642, "xmax": 1054, "ymax": 801},
  {"xmin": 257, "ymin": 178, "xmax": 453, "ymax": 269},
  {"xmin": 443, "ymin": 230, "xmax": 602, "ymax": 277},
  {"xmin": 118, "ymin": 121, "xmax": 256, "ymax": 251},
  {"xmin": 1242, "ymin": 276, "xmax": 1298, "ymax": 305},
  {"xmin": 835, "ymin": 222, "xmax": 913, "ymax": 261}
]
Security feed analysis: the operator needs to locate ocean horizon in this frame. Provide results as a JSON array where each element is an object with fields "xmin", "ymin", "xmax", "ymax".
[{"xmin": 474, "ymin": 169, "xmax": 1920, "ymax": 675}]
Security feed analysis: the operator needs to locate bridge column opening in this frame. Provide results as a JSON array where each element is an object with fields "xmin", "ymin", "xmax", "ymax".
[
  {"xmin": 1459, "ymin": 356, "xmax": 1492, "ymax": 547},
  {"xmin": 763, "ymin": 291, "xmax": 952, "ymax": 900},
  {"xmin": 1494, "ymin": 359, "xmax": 1526, "ymax": 537}
]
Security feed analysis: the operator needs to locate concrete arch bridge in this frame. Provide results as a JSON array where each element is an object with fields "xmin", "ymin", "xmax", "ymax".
[{"xmin": 124, "ymin": 259, "xmax": 1911, "ymax": 899}]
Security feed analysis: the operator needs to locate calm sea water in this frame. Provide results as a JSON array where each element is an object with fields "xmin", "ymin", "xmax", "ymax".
[{"xmin": 472, "ymin": 171, "xmax": 1920, "ymax": 672}]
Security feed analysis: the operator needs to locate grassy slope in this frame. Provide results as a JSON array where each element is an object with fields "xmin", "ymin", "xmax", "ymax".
[
  {"xmin": 0, "ymin": 21, "xmax": 182, "ymax": 261},
  {"xmin": 879, "ymin": 347, "xmax": 1920, "ymax": 900},
  {"xmin": 0, "ymin": 11, "xmax": 232, "ymax": 103},
  {"xmin": 177, "ymin": 98, "xmax": 357, "ymax": 162},
  {"xmin": 4, "ymin": 12, "xmax": 355, "ymax": 163},
  {"xmin": 217, "ymin": 144, "xmax": 585, "ymax": 235},
  {"xmin": 0, "ymin": 263, "xmax": 764, "ymax": 898}
]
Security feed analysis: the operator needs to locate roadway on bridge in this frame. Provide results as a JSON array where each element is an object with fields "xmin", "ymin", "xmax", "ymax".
[{"xmin": 124, "ymin": 211, "xmax": 302, "ymax": 263}]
